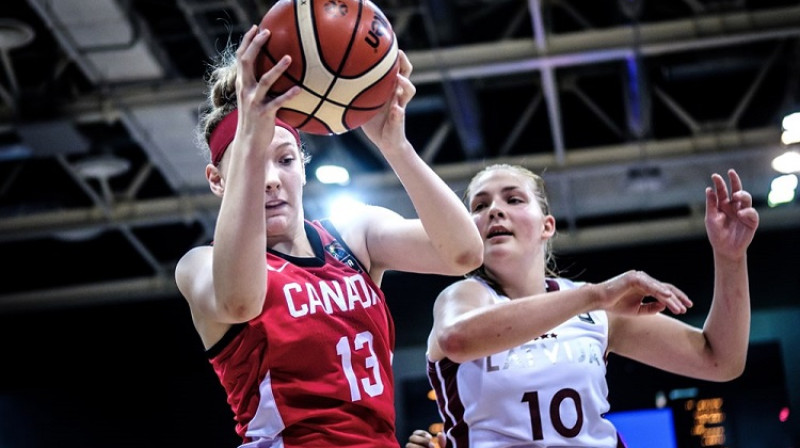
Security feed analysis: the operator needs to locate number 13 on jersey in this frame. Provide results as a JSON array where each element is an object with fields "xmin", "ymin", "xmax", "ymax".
[{"xmin": 336, "ymin": 331, "xmax": 385, "ymax": 401}]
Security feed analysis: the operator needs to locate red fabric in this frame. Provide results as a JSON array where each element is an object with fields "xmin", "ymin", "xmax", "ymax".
[
  {"xmin": 208, "ymin": 109, "xmax": 301, "ymax": 165},
  {"xmin": 208, "ymin": 220, "xmax": 398, "ymax": 447}
]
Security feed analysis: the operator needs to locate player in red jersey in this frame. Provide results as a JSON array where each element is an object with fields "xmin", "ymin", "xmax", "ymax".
[
  {"xmin": 175, "ymin": 25, "xmax": 483, "ymax": 448},
  {"xmin": 407, "ymin": 164, "xmax": 758, "ymax": 448}
]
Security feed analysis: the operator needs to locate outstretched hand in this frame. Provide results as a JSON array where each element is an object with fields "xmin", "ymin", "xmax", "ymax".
[
  {"xmin": 596, "ymin": 270, "xmax": 692, "ymax": 316},
  {"xmin": 705, "ymin": 169, "xmax": 759, "ymax": 261}
]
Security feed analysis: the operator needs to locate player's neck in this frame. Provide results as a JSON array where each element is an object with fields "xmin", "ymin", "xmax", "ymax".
[
  {"xmin": 488, "ymin": 263, "xmax": 546, "ymax": 299},
  {"xmin": 268, "ymin": 220, "xmax": 314, "ymax": 258}
]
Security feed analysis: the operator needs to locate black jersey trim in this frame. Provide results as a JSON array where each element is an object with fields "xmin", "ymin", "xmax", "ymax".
[
  {"xmin": 318, "ymin": 218, "xmax": 368, "ymax": 273},
  {"xmin": 266, "ymin": 221, "xmax": 326, "ymax": 268},
  {"xmin": 206, "ymin": 322, "xmax": 247, "ymax": 358}
]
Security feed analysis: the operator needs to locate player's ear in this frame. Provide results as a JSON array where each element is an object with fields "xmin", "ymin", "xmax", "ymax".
[
  {"xmin": 542, "ymin": 214, "xmax": 556, "ymax": 239},
  {"xmin": 207, "ymin": 163, "xmax": 225, "ymax": 197}
]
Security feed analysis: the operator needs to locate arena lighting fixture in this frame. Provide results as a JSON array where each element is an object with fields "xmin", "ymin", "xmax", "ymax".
[
  {"xmin": 73, "ymin": 154, "xmax": 131, "ymax": 180},
  {"xmin": 312, "ymin": 137, "xmax": 356, "ymax": 186},
  {"xmin": 315, "ymin": 164, "xmax": 350, "ymax": 185},
  {"xmin": 327, "ymin": 193, "xmax": 366, "ymax": 225},
  {"xmin": 780, "ymin": 112, "xmax": 800, "ymax": 145},
  {"xmin": 782, "ymin": 111, "xmax": 800, "ymax": 132},
  {"xmin": 0, "ymin": 19, "xmax": 35, "ymax": 50},
  {"xmin": 774, "ymin": 111, "xmax": 800, "ymax": 174},
  {"xmin": 0, "ymin": 19, "xmax": 35, "ymax": 107},
  {"xmin": 73, "ymin": 154, "xmax": 131, "ymax": 206},
  {"xmin": 771, "ymin": 150, "xmax": 800, "ymax": 174},
  {"xmin": 54, "ymin": 227, "xmax": 105, "ymax": 242},
  {"xmin": 780, "ymin": 130, "xmax": 800, "ymax": 146},
  {"xmin": 56, "ymin": 155, "xmax": 131, "ymax": 241},
  {"xmin": 767, "ymin": 174, "xmax": 797, "ymax": 207}
]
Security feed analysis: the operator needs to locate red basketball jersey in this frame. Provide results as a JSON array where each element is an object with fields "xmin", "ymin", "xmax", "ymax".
[{"xmin": 208, "ymin": 220, "xmax": 398, "ymax": 447}]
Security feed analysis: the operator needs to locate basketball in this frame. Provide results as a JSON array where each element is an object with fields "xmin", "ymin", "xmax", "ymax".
[{"xmin": 257, "ymin": 0, "xmax": 400, "ymax": 135}]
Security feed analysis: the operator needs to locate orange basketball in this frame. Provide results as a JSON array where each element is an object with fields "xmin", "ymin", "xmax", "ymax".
[{"xmin": 257, "ymin": 0, "xmax": 400, "ymax": 135}]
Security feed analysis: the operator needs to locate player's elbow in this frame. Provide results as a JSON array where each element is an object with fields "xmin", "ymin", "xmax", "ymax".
[
  {"xmin": 462, "ymin": 234, "xmax": 485, "ymax": 271},
  {"xmin": 715, "ymin": 359, "xmax": 746, "ymax": 382},
  {"xmin": 454, "ymin": 247, "xmax": 484, "ymax": 274},
  {"xmin": 224, "ymin": 301, "xmax": 260, "ymax": 322},
  {"xmin": 704, "ymin": 368, "xmax": 743, "ymax": 383},
  {"xmin": 436, "ymin": 326, "xmax": 476, "ymax": 364},
  {"xmin": 217, "ymin": 290, "xmax": 265, "ymax": 322},
  {"xmin": 701, "ymin": 336, "xmax": 748, "ymax": 382},
  {"xmin": 440, "ymin": 246, "xmax": 483, "ymax": 276},
  {"xmin": 702, "ymin": 354, "xmax": 746, "ymax": 382}
]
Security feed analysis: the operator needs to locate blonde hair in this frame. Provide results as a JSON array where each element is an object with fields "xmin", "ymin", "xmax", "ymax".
[
  {"xmin": 463, "ymin": 164, "xmax": 559, "ymax": 292},
  {"xmin": 194, "ymin": 44, "xmax": 238, "ymax": 164},
  {"xmin": 194, "ymin": 40, "xmax": 309, "ymax": 165}
]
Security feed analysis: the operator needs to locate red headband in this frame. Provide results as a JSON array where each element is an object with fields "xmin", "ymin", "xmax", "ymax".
[{"xmin": 208, "ymin": 109, "xmax": 301, "ymax": 165}]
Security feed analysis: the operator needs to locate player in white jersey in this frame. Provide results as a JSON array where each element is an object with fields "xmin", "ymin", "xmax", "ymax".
[
  {"xmin": 427, "ymin": 277, "xmax": 621, "ymax": 447},
  {"xmin": 408, "ymin": 164, "xmax": 758, "ymax": 448}
]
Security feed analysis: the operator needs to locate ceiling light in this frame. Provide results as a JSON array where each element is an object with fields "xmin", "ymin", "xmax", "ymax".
[
  {"xmin": 782, "ymin": 112, "xmax": 800, "ymax": 131},
  {"xmin": 767, "ymin": 174, "xmax": 797, "ymax": 207},
  {"xmin": 771, "ymin": 173, "xmax": 798, "ymax": 191},
  {"xmin": 327, "ymin": 194, "xmax": 365, "ymax": 226},
  {"xmin": 315, "ymin": 164, "xmax": 350, "ymax": 185},
  {"xmin": 54, "ymin": 227, "xmax": 105, "ymax": 242},
  {"xmin": 0, "ymin": 19, "xmax": 35, "ymax": 50},
  {"xmin": 771, "ymin": 150, "xmax": 800, "ymax": 174},
  {"xmin": 781, "ymin": 129, "xmax": 800, "ymax": 146},
  {"xmin": 781, "ymin": 112, "xmax": 800, "ymax": 145},
  {"xmin": 73, "ymin": 155, "xmax": 131, "ymax": 180}
]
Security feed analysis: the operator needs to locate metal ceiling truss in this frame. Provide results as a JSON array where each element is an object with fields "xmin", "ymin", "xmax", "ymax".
[{"xmin": 1, "ymin": 0, "xmax": 798, "ymax": 310}]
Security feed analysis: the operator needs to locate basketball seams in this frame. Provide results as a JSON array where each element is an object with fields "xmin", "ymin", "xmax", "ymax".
[
  {"xmin": 296, "ymin": 0, "xmax": 336, "ymax": 96},
  {"xmin": 332, "ymin": 23, "xmax": 396, "ymax": 81},
  {"xmin": 292, "ymin": 0, "xmax": 338, "ymax": 131},
  {"xmin": 338, "ymin": 2, "xmax": 396, "ymax": 79},
  {"xmin": 315, "ymin": 1, "xmax": 398, "ymax": 110},
  {"xmin": 290, "ymin": 0, "xmax": 308, "ymax": 87},
  {"xmin": 257, "ymin": 0, "xmax": 399, "ymax": 134},
  {"xmin": 329, "ymin": 38, "xmax": 398, "ymax": 106},
  {"xmin": 260, "ymin": 0, "xmax": 304, "ymax": 94},
  {"xmin": 299, "ymin": 0, "xmax": 365, "ymax": 132},
  {"xmin": 332, "ymin": 0, "xmax": 363, "ymax": 78}
]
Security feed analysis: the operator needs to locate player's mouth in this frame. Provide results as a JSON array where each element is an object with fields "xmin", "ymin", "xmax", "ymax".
[
  {"xmin": 486, "ymin": 225, "xmax": 512, "ymax": 239},
  {"xmin": 265, "ymin": 199, "xmax": 287, "ymax": 209}
]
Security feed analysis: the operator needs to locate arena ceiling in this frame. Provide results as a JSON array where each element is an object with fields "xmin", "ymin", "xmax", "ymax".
[{"xmin": 1, "ymin": 0, "xmax": 799, "ymax": 319}]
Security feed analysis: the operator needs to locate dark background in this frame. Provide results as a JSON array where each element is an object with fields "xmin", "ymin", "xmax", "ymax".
[
  {"xmin": 1, "ymin": 0, "xmax": 799, "ymax": 446},
  {"xmin": 0, "ymin": 229, "xmax": 798, "ymax": 447}
]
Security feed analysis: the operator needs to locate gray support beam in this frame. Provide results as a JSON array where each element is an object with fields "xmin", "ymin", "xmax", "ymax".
[
  {"xmin": 2, "ymin": 204, "xmax": 798, "ymax": 313},
  {"xmin": 0, "ymin": 126, "xmax": 782, "ymax": 241},
  {"xmin": 408, "ymin": 6, "xmax": 800, "ymax": 83},
  {"xmin": 52, "ymin": 6, "xmax": 800, "ymax": 119}
]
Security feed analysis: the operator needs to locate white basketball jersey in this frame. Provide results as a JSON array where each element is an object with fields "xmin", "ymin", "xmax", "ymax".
[{"xmin": 427, "ymin": 277, "xmax": 623, "ymax": 448}]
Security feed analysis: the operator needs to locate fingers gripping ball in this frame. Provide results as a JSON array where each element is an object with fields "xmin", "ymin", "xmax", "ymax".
[{"xmin": 257, "ymin": 0, "xmax": 400, "ymax": 135}]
